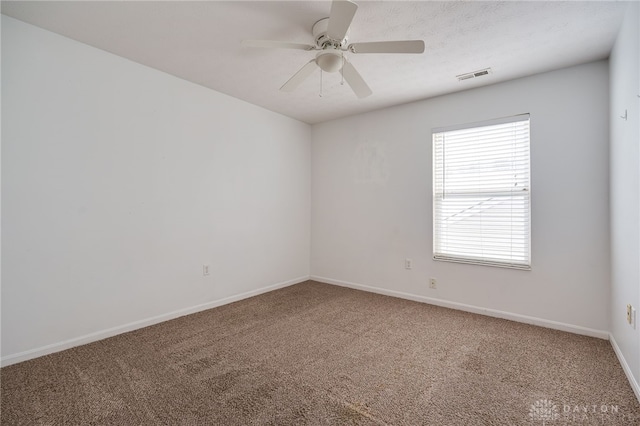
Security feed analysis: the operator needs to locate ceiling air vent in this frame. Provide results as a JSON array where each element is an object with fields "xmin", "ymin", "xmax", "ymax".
[{"xmin": 456, "ymin": 68, "xmax": 492, "ymax": 82}]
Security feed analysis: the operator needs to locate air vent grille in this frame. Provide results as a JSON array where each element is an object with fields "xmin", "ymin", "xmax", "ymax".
[{"xmin": 456, "ymin": 68, "xmax": 492, "ymax": 82}]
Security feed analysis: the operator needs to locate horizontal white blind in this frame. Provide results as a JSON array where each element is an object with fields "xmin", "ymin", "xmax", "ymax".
[{"xmin": 433, "ymin": 115, "xmax": 531, "ymax": 269}]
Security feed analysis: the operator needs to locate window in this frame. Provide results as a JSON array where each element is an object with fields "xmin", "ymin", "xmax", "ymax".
[{"xmin": 432, "ymin": 114, "xmax": 531, "ymax": 270}]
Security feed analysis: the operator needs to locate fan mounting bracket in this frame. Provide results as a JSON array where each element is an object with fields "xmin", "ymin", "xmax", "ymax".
[{"xmin": 312, "ymin": 17, "xmax": 349, "ymax": 50}]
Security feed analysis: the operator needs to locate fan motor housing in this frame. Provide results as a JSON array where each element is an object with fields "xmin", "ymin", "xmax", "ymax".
[{"xmin": 312, "ymin": 17, "xmax": 349, "ymax": 49}]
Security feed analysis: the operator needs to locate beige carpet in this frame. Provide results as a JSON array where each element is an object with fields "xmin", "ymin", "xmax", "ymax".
[{"xmin": 2, "ymin": 281, "xmax": 639, "ymax": 425}]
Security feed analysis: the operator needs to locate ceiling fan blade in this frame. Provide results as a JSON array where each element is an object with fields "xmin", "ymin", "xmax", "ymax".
[
  {"xmin": 327, "ymin": 0, "xmax": 358, "ymax": 41},
  {"xmin": 242, "ymin": 40, "xmax": 315, "ymax": 51},
  {"xmin": 280, "ymin": 60, "xmax": 319, "ymax": 92},
  {"xmin": 348, "ymin": 40, "xmax": 425, "ymax": 54},
  {"xmin": 342, "ymin": 59, "xmax": 372, "ymax": 99}
]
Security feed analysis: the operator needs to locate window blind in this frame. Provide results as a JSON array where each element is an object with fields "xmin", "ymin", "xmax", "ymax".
[{"xmin": 433, "ymin": 115, "xmax": 531, "ymax": 270}]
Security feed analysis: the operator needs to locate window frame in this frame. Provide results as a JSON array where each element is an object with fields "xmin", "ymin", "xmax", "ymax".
[{"xmin": 432, "ymin": 114, "xmax": 532, "ymax": 270}]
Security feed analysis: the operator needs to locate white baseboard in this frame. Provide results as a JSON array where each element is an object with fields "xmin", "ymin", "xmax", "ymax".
[
  {"xmin": 609, "ymin": 334, "xmax": 640, "ymax": 403},
  {"xmin": 1, "ymin": 275, "xmax": 309, "ymax": 367},
  {"xmin": 311, "ymin": 275, "xmax": 610, "ymax": 340}
]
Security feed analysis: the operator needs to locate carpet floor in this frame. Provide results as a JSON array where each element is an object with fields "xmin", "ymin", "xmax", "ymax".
[{"xmin": 2, "ymin": 280, "xmax": 639, "ymax": 425}]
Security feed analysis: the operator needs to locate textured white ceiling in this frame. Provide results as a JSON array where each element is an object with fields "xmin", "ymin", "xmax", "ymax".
[{"xmin": 1, "ymin": 1, "xmax": 628, "ymax": 124}]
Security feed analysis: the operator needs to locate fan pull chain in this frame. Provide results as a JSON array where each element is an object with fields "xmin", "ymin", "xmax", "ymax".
[
  {"xmin": 319, "ymin": 69, "xmax": 323, "ymax": 97},
  {"xmin": 341, "ymin": 54, "xmax": 345, "ymax": 86}
]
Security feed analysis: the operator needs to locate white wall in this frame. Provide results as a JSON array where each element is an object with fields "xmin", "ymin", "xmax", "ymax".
[
  {"xmin": 609, "ymin": 1, "xmax": 640, "ymax": 396},
  {"xmin": 1, "ymin": 16, "xmax": 311, "ymax": 364},
  {"xmin": 312, "ymin": 61, "xmax": 611, "ymax": 335}
]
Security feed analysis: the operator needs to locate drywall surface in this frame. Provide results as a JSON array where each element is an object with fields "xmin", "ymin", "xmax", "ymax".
[
  {"xmin": 610, "ymin": 1, "xmax": 640, "ymax": 391},
  {"xmin": 312, "ymin": 60, "xmax": 610, "ymax": 333},
  {"xmin": 1, "ymin": 16, "xmax": 311, "ymax": 362}
]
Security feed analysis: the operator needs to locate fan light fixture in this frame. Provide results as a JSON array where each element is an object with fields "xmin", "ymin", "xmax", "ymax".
[{"xmin": 316, "ymin": 51, "xmax": 343, "ymax": 73}]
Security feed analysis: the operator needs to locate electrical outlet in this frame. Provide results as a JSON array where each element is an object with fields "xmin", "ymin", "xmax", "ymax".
[
  {"xmin": 626, "ymin": 304, "xmax": 633, "ymax": 325},
  {"xmin": 429, "ymin": 278, "xmax": 437, "ymax": 289},
  {"xmin": 405, "ymin": 258, "xmax": 413, "ymax": 270},
  {"xmin": 203, "ymin": 264, "xmax": 210, "ymax": 276}
]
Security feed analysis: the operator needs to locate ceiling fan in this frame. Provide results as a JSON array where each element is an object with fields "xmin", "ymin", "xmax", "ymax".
[{"xmin": 242, "ymin": 0, "xmax": 425, "ymax": 98}]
